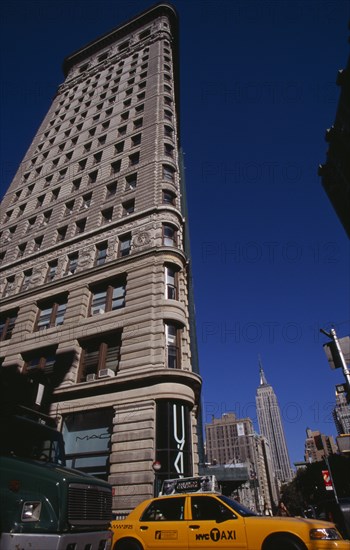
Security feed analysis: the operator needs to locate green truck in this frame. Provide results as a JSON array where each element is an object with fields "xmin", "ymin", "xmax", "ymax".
[{"xmin": 0, "ymin": 405, "xmax": 112, "ymax": 550}]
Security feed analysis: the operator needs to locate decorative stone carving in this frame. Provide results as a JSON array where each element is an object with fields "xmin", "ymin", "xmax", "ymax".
[
  {"xmin": 78, "ymin": 247, "xmax": 94, "ymax": 268},
  {"xmin": 133, "ymin": 231, "xmax": 151, "ymax": 248},
  {"xmin": 31, "ymin": 267, "xmax": 44, "ymax": 286}
]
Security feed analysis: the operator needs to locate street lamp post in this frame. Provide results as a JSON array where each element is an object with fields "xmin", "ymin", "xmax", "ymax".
[
  {"xmin": 320, "ymin": 328, "xmax": 350, "ymax": 393},
  {"xmin": 152, "ymin": 460, "xmax": 162, "ymax": 497}
]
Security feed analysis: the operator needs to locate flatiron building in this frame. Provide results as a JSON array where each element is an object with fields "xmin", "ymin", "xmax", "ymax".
[{"xmin": 0, "ymin": 3, "xmax": 202, "ymax": 515}]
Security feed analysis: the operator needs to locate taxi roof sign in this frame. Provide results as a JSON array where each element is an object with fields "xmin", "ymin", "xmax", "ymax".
[{"xmin": 159, "ymin": 475, "xmax": 219, "ymax": 495}]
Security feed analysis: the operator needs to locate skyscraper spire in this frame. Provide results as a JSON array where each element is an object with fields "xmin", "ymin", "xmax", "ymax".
[
  {"xmin": 258, "ymin": 355, "xmax": 268, "ymax": 386},
  {"xmin": 256, "ymin": 362, "xmax": 293, "ymax": 484}
]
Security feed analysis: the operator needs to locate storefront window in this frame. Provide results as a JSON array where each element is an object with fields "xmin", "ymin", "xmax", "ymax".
[{"xmin": 62, "ymin": 408, "xmax": 113, "ymax": 480}]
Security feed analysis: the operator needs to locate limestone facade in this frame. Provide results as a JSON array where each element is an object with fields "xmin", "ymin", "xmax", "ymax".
[{"xmin": 0, "ymin": 3, "xmax": 202, "ymax": 514}]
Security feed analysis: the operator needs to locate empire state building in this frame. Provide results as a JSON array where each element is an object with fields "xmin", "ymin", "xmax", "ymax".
[{"xmin": 256, "ymin": 363, "xmax": 293, "ymax": 483}]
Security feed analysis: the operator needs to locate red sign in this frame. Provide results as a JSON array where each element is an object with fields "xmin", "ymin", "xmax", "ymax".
[{"xmin": 322, "ymin": 470, "xmax": 333, "ymax": 491}]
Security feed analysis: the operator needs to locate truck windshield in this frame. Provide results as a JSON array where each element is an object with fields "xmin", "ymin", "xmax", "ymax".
[{"xmin": 0, "ymin": 415, "xmax": 65, "ymax": 465}]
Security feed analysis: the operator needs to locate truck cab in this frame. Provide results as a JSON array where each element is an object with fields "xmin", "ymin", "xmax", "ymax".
[{"xmin": 0, "ymin": 406, "xmax": 112, "ymax": 550}]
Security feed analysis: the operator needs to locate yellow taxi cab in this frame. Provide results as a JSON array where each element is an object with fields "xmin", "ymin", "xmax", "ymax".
[{"xmin": 111, "ymin": 491, "xmax": 350, "ymax": 550}]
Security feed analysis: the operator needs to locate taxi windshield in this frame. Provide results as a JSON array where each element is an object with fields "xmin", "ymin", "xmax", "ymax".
[{"xmin": 218, "ymin": 495, "xmax": 257, "ymax": 517}]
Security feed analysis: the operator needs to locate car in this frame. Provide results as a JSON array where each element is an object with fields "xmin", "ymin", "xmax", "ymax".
[
  {"xmin": 111, "ymin": 492, "xmax": 350, "ymax": 549},
  {"xmin": 314, "ymin": 498, "xmax": 350, "ymax": 540}
]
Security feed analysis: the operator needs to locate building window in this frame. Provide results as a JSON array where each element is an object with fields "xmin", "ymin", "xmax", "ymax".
[
  {"xmin": 42, "ymin": 210, "xmax": 52, "ymax": 226},
  {"xmin": 57, "ymin": 226, "xmax": 67, "ymax": 242},
  {"xmin": 17, "ymin": 243, "xmax": 27, "ymax": 258},
  {"xmin": 119, "ymin": 234, "xmax": 131, "ymax": 257},
  {"xmin": 95, "ymin": 242, "xmax": 108, "ymax": 266},
  {"xmin": 162, "ymin": 190, "xmax": 176, "ymax": 205},
  {"xmin": 17, "ymin": 204, "xmax": 26, "ymax": 218},
  {"xmin": 98, "ymin": 52, "xmax": 108, "ymax": 62},
  {"xmin": 89, "ymin": 278, "xmax": 126, "ymax": 315},
  {"xmin": 6, "ymin": 226, "xmax": 16, "ymax": 240},
  {"xmin": 102, "ymin": 208, "xmax": 113, "ymax": 224},
  {"xmin": 58, "ymin": 168, "xmax": 68, "ymax": 181},
  {"xmin": 62, "ymin": 411, "xmax": 113, "ymax": 480},
  {"xmin": 165, "ymin": 323, "xmax": 181, "ymax": 369},
  {"xmin": 75, "ymin": 218, "xmax": 86, "ymax": 234},
  {"xmin": 46, "ymin": 260, "xmax": 58, "ymax": 282},
  {"xmin": 51, "ymin": 188, "xmax": 60, "ymax": 202},
  {"xmin": 79, "ymin": 333, "xmax": 121, "ymax": 381},
  {"xmin": 131, "ymin": 133, "xmax": 141, "ymax": 147},
  {"xmin": 0, "ymin": 310, "xmax": 18, "ymax": 341},
  {"xmin": 78, "ymin": 159, "xmax": 87, "ymax": 171},
  {"xmin": 139, "ymin": 28, "xmax": 151, "ymax": 39},
  {"xmin": 135, "ymin": 103, "xmax": 144, "ymax": 114},
  {"xmin": 162, "ymin": 164, "xmax": 175, "ymax": 182},
  {"xmin": 35, "ymin": 296, "xmax": 67, "ymax": 331},
  {"xmin": 133, "ymin": 118, "xmax": 143, "ymax": 129},
  {"xmin": 33, "ymin": 236, "xmax": 43, "ymax": 251},
  {"xmin": 163, "ymin": 224, "xmax": 177, "ymax": 246},
  {"xmin": 88, "ymin": 170, "xmax": 98, "ymax": 184},
  {"xmin": 164, "ymin": 109, "xmax": 173, "ymax": 121},
  {"xmin": 72, "ymin": 177, "xmax": 81, "ymax": 192},
  {"xmin": 106, "ymin": 182, "xmax": 117, "ymax": 198},
  {"xmin": 164, "ymin": 125, "xmax": 173, "ymax": 139},
  {"xmin": 164, "ymin": 96, "xmax": 172, "ymax": 106},
  {"xmin": 115, "ymin": 141, "xmax": 124, "ymax": 154},
  {"xmin": 24, "ymin": 352, "xmax": 57, "ymax": 375},
  {"xmin": 123, "ymin": 199, "xmax": 135, "ymax": 215},
  {"xmin": 93, "ymin": 152, "xmax": 102, "ymax": 165},
  {"xmin": 4, "ymin": 210, "xmax": 13, "ymax": 223},
  {"xmin": 164, "ymin": 143, "xmax": 174, "ymax": 157},
  {"xmin": 64, "ymin": 201, "xmax": 74, "ymax": 216},
  {"xmin": 111, "ymin": 160, "xmax": 121, "ymax": 174},
  {"xmin": 82, "ymin": 192, "xmax": 92, "ymax": 209},
  {"xmin": 65, "ymin": 253, "xmax": 78, "ymax": 275},
  {"xmin": 165, "ymin": 265, "xmax": 177, "ymax": 299},
  {"xmin": 126, "ymin": 173, "xmax": 137, "ymax": 190},
  {"xmin": 13, "ymin": 190, "xmax": 21, "ymax": 203}
]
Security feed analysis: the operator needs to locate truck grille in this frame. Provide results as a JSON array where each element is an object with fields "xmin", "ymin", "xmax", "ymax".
[{"xmin": 68, "ymin": 483, "xmax": 112, "ymax": 527}]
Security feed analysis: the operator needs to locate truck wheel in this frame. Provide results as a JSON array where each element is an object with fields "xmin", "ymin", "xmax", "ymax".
[
  {"xmin": 115, "ymin": 539, "xmax": 143, "ymax": 550},
  {"xmin": 264, "ymin": 536, "xmax": 305, "ymax": 550}
]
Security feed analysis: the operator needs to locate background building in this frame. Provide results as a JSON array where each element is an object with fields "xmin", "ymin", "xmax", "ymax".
[
  {"xmin": 319, "ymin": 44, "xmax": 350, "ymax": 239},
  {"xmin": 333, "ymin": 390, "xmax": 350, "ymax": 435},
  {"xmin": 256, "ymin": 364, "xmax": 293, "ymax": 484},
  {"xmin": 304, "ymin": 428, "xmax": 337, "ymax": 463},
  {"xmin": 204, "ymin": 412, "xmax": 275, "ymax": 513},
  {"xmin": 0, "ymin": 3, "xmax": 202, "ymax": 515}
]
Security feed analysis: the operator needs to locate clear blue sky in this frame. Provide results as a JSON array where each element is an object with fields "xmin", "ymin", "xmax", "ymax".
[{"xmin": 1, "ymin": 0, "xmax": 350, "ymax": 467}]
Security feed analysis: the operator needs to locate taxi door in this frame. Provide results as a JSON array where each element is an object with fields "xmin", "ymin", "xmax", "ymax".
[
  {"xmin": 187, "ymin": 495, "xmax": 248, "ymax": 550},
  {"xmin": 136, "ymin": 496, "xmax": 188, "ymax": 550}
]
